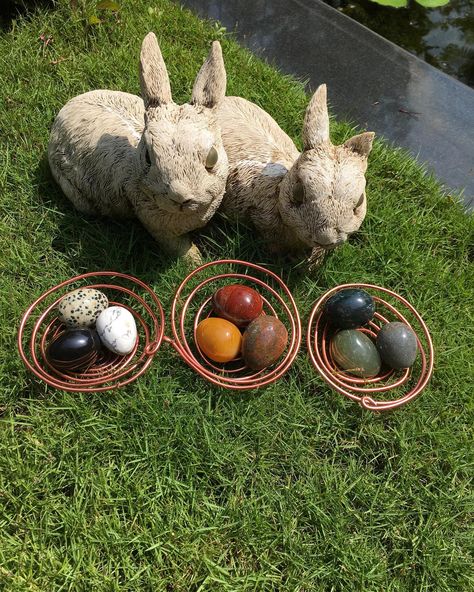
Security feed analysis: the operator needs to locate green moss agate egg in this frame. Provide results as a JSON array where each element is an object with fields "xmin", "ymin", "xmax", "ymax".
[{"xmin": 330, "ymin": 329, "xmax": 381, "ymax": 378}]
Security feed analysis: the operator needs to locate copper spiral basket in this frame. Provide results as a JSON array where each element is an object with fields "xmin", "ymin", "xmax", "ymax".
[
  {"xmin": 18, "ymin": 260, "xmax": 302, "ymax": 393},
  {"xmin": 307, "ymin": 283, "xmax": 434, "ymax": 411},
  {"xmin": 18, "ymin": 271, "xmax": 166, "ymax": 392},
  {"xmin": 168, "ymin": 259, "xmax": 302, "ymax": 390}
]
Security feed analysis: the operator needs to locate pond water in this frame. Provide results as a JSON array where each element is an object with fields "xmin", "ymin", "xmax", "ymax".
[
  {"xmin": 324, "ymin": 0, "xmax": 474, "ymax": 88},
  {"xmin": 2, "ymin": 0, "xmax": 473, "ymax": 88}
]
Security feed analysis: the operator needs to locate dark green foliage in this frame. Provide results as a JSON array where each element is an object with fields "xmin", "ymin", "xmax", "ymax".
[{"xmin": 0, "ymin": 1, "xmax": 473, "ymax": 589}]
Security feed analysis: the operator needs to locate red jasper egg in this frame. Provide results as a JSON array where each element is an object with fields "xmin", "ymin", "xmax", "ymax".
[
  {"xmin": 212, "ymin": 284, "xmax": 263, "ymax": 327},
  {"xmin": 196, "ymin": 317, "xmax": 242, "ymax": 363},
  {"xmin": 242, "ymin": 316, "xmax": 288, "ymax": 371}
]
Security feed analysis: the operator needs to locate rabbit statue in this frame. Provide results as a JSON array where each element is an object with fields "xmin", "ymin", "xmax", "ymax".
[
  {"xmin": 48, "ymin": 33, "xmax": 228, "ymax": 264},
  {"xmin": 217, "ymin": 84, "xmax": 374, "ymax": 265}
]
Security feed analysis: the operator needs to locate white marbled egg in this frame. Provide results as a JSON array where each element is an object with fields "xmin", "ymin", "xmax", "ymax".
[
  {"xmin": 58, "ymin": 288, "xmax": 109, "ymax": 328},
  {"xmin": 95, "ymin": 306, "xmax": 137, "ymax": 355}
]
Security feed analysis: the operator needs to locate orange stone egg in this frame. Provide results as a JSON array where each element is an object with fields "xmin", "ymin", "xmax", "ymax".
[{"xmin": 196, "ymin": 317, "xmax": 242, "ymax": 363}]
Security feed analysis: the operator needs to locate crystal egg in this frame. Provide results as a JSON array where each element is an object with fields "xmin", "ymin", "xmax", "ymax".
[
  {"xmin": 324, "ymin": 288, "xmax": 375, "ymax": 329},
  {"xmin": 242, "ymin": 315, "xmax": 288, "ymax": 371},
  {"xmin": 376, "ymin": 322, "xmax": 418, "ymax": 369},
  {"xmin": 46, "ymin": 328, "xmax": 102, "ymax": 372},
  {"xmin": 212, "ymin": 284, "xmax": 263, "ymax": 327},
  {"xmin": 196, "ymin": 317, "xmax": 242, "ymax": 363},
  {"xmin": 330, "ymin": 329, "xmax": 381, "ymax": 378}
]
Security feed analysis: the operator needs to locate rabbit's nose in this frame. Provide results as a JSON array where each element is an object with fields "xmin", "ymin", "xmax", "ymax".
[
  {"xmin": 337, "ymin": 231, "xmax": 348, "ymax": 243},
  {"xmin": 168, "ymin": 181, "xmax": 190, "ymax": 202},
  {"xmin": 180, "ymin": 199, "xmax": 193, "ymax": 210}
]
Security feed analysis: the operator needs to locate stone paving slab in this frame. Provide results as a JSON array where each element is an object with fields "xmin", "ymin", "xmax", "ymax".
[{"xmin": 181, "ymin": 0, "xmax": 474, "ymax": 211}]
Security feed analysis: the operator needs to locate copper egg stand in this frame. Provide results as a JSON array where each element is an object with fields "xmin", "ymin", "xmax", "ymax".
[
  {"xmin": 18, "ymin": 260, "xmax": 302, "ymax": 394},
  {"xmin": 18, "ymin": 262, "xmax": 434, "ymax": 410},
  {"xmin": 18, "ymin": 271, "xmax": 166, "ymax": 392},
  {"xmin": 307, "ymin": 283, "xmax": 434, "ymax": 411},
  {"xmin": 167, "ymin": 259, "xmax": 302, "ymax": 390}
]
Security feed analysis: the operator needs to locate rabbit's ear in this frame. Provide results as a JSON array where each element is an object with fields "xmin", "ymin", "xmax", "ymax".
[
  {"xmin": 139, "ymin": 32, "xmax": 172, "ymax": 109},
  {"xmin": 344, "ymin": 132, "xmax": 375, "ymax": 158},
  {"xmin": 191, "ymin": 41, "xmax": 227, "ymax": 108},
  {"xmin": 302, "ymin": 84, "xmax": 330, "ymax": 150}
]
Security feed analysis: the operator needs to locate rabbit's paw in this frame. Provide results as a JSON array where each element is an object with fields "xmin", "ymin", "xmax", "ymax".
[
  {"xmin": 307, "ymin": 246, "xmax": 326, "ymax": 271},
  {"xmin": 183, "ymin": 243, "xmax": 203, "ymax": 267}
]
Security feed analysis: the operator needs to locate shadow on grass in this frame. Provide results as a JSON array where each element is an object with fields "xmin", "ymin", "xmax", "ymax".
[
  {"xmin": 34, "ymin": 153, "xmax": 179, "ymax": 283},
  {"xmin": 197, "ymin": 212, "xmax": 339, "ymax": 292},
  {"xmin": 35, "ymin": 148, "xmax": 330, "ymax": 293},
  {"xmin": 0, "ymin": 0, "xmax": 54, "ymax": 30}
]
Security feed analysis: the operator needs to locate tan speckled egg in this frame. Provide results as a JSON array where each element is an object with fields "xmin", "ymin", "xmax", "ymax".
[{"xmin": 57, "ymin": 288, "xmax": 109, "ymax": 328}]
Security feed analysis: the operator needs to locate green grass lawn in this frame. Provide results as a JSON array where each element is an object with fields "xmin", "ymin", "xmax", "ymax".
[{"xmin": 1, "ymin": 0, "xmax": 473, "ymax": 589}]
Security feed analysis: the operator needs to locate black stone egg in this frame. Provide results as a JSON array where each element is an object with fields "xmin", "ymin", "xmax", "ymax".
[
  {"xmin": 324, "ymin": 288, "xmax": 375, "ymax": 329},
  {"xmin": 46, "ymin": 329, "xmax": 102, "ymax": 372}
]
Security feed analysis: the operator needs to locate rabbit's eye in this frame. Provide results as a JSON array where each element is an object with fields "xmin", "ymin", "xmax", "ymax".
[
  {"xmin": 354, "ymin": 193, "xmax": 364, "ymax": 211},
  {"xmin": 292, "ymin": 181, "xmax": 305, "ymax": 205},
  {"xmin": 205, "ymin": 147, "xmax": 218, "ymax": 170},
  {"xmin": 144, "ymin": 148, "xmax": 152, "ymax": 167}
]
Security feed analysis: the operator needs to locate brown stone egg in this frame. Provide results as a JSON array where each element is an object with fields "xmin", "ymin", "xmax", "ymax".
[
  {"xmin": 212, "ymin": 284, "xmax": 263, "ymax": 327},
  {"xmin": 242, "ymin": 316, "xmax": 288, "ymax": 371}
]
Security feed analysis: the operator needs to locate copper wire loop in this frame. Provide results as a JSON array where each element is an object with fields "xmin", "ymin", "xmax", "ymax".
[
  {"xmin": 18, "ymin": 271, "xmax": 166, "ymax": 392},
  {"xmin": 19, "ymin": 269, "xmax": 432, "ymax": 405},
  {"xmin": 307, "ymin": 284, "xmax": 434, "ymax": 411},
  {"xmin": 18, "ymin": 261, "xmax": 301, "ymax": 393},
  {"xmin": 170, "ymin": 259, "xmax": 302, "ymax": 390}
]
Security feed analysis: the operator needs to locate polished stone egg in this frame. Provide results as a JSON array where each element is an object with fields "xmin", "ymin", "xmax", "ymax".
[
  {"xmin": 96, "ymin": 306, "xmax": 137, "ymax": 356},
  {"xmin": 57, "ymin": 288, "xmax": 108, "ymax": 328},
  {"xmin": 324, "ymin": 288, "xmax": 375, "ymax": 329},
  {"xmin": 46, "ymin": 328, "xmax": 102, "ymax": 372},
  {"xmin": 196, "ymin": 317, "xmax": 242, "ymax": 363},
  {"xmin": 376, "ymin": 321, "xmax": 418, "ymax": 369},
  {"xmin": 330, "ymin": 329, "xmax": 381, "ymax": 378},
  {"xmin": 212, "ymin": 284, "xmax": 263, "ymax": 327},
  {"xmin": 242, "ymin": 315, "xmax": 288, "ymax": 371}
]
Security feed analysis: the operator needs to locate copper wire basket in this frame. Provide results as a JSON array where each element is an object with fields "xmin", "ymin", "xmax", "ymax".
[
  {"xmin": 18, "ymin": 271, "xmax": 166, "ymax": 392},
  {"xmin": 168, "ymin": 259, "xmax": 302, "ymax": 390},
  {"xmin": 307, "ymin": 283, "xmax": 434, "ymax": 411},
  {"xmin": 18, "ymin": 260, "xmax": 302, "ymax": 392}
]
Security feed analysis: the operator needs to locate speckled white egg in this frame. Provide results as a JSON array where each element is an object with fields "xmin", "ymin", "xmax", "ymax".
[
  {"xmin": 95, "ymin": 306, "xmax": 137, "ymax": 355},
  {"xmin": 58, "ymin": 288, "xmax": 109, "ymax": 328}
]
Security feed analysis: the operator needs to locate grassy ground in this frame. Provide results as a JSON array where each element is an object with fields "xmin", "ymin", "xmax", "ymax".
[{"xmin": 1, "ymin": 0, "xmax": 473, "ymax": 590}]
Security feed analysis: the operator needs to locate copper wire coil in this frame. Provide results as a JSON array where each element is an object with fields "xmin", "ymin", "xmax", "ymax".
[
  {"xmin": 169, "ymin": 259, "xmax": 302, "ymax": 390},
  {"xmin": 307, "ymin": 284, "xmax": 434, "ymax": 411},
  {"xmin": 18, "ymin": 272, "xmax": 165, "ymax": 392},
  {"xmin": 19, "ymin": 262, "xmax": 301, "ymax": 392}
]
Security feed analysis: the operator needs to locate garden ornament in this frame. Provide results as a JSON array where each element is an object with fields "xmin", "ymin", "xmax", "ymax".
[
  {"xmin": 48, "ymin": 33, "xmax": 228, "ymax": 264},
  {"xmin": 218, "ymin": 84, "xmax": 375, "ymax": 266}
]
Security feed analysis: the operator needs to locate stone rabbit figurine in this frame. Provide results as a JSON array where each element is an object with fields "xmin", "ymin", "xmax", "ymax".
[
  {"xmin": 48, "ymin": 33, "xmax": 229, "ymax": 263},
  {"xmin": 217, "ymin": 84, "xmax": 374, "ymax": 264}
]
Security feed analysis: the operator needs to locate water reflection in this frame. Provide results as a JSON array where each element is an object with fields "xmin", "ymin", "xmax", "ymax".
[
  {"xmin": 182, "ymin": 0, "xmax": 474, "ymax": 206},
  {"xmin": 327, "ymin": 0, "xmax": 474, "ymax": 88}
]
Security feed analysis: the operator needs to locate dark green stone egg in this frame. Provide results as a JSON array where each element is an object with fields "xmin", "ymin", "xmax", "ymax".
[
  {"xmin": 324, "ymin": 288, "xmax": 375, "ymax": 329},
  {"xmin": 376, "ymin": 322, "xmax": 418, "ymax": 369},
  {"xmin": 330, "ymin": 329, "xmax": 381, "ymax": 378}
]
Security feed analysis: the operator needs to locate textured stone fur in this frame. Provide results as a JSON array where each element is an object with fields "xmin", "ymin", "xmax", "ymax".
[
  {"xmin": 48, "ymin": 33, "xmax": 228, "ymax": 263},
  {"xmin": 217, "ymin": 84, "xmax": 374, "ymax": 261}
]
